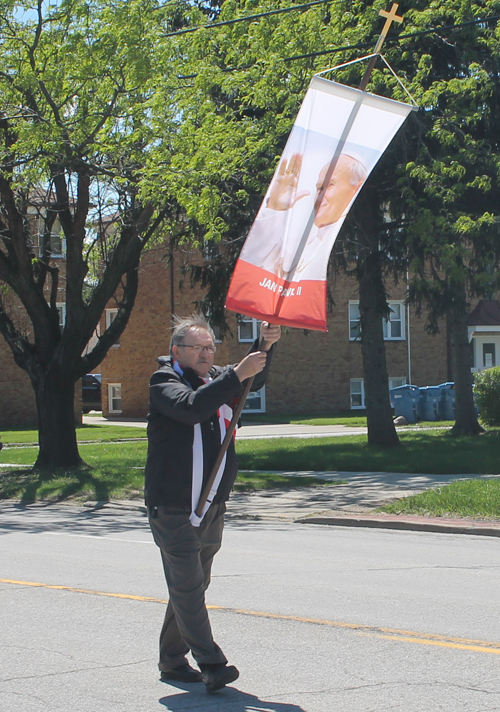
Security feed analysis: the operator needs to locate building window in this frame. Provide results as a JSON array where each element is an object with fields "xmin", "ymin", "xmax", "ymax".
[
  {"xmin": 350, "ymin": 377, "xmax": 407, "ymax": 409},
  {"xmin": 348, "ymin": 302, "xmax": 361, "ymax": 340},
  {"xmin": 483, "ymin": 343, "xmax": 496, "ymax": 368},
  {"xmin": 108, "ymin": 384, "xmax": 122, "ymax": 414},
  {"xmin": 238, "ymin": 316, "xmax": 262, "ymax": 342},
  {"xmin": 212, "ymin": 324, "xmax": 222, "ymax": 344},
  {"xmin": 106, "ymin": 308, "xmax": 120, "ymax": 347},
  {"xmin": 389, "ymin": 377, "xmax": 407, "ymax": 390},
  {"xmin": 350, "ymin": 379, "xmax": 365, "ymax": 409},
  {"xmin": 56, "ymin": 303, "xmax": 66, "ymax": 330},
  {"xmin": 39, "ymin": 218, "xmax": 66, "ymax": 257},
  {"xmin": 243, "ymin": 386, "xmax": 266, "ymax": 413},
  {"xmin": 383, "ymin": 302, "xmax": 405, "ymax": 340},
  {"xmin": 349, "ymin": 301, "xmax": 405, "ymax": 341}
]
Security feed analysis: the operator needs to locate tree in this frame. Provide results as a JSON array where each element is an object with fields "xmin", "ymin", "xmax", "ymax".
[
  {"xmin": 335, "ymin": 171, "xmax": 406, "ymax": 448},
  {"xmin": 151, "ymin": 0, "xmax": 409, "ymax": 446},
  {"xmin": 152, "ymin": 0, "xmax": 500, "ymax": 443},
  {"xmin": 0, "ymin": 0, "xmax": 179, "ymax": 467},
  {"xmin": 390, "ymin": 0, "xmax": 500, "ymax": 435}
]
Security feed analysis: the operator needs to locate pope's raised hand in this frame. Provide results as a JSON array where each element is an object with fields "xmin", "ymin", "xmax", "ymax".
[{"xmin": 267, "ymin": 153, "xmax": 310, "ymax": 211}]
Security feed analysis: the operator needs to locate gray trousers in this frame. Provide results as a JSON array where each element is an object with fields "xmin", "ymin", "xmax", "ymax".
[{"xmin": 148, "ymin": 502, "xmax": 228, "ymax": 672}]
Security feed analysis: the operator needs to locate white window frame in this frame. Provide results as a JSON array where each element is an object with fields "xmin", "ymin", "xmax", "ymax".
[
  {"xmin": 383, "ymin": 302, "xmax": 405, "ymax": 340},
  {"xmin": 243, "ymin": 386, "xmax": 266, "ymax": 413},
  {"xmin": 108, "ymin": 383, "xmax": 122, "ymax": 414},
  {"xmin": 483, "ymin": 343, "xmax": 496, "ymax": 369},
  {"xmin": 350, "ymin": 377, "xmax": 407, "ymax": 410},
  {"xmin": 238, "ymin": 316, "xmax": 262, "ymax": 343},
  {"xmin": 105, "ymin": 308, "xmax": 120, "ymax": 347},
  {"xmin": 348, "ymin": 301, "xmax": 406, "ymax": 341},
  {"xmin": 38, "ymin": 217, "xmax": 66, "ymax": 258},
  {"xmin": 389, "ymin": 377, "xmax": 407, "ymax": 390},
  {"xmin": 350, "ymin": 379, "xmax": 365, "ymax": 409},
  {"xmin": 348, "ymin": 301, "xmax": 361, "ymax": 340}
]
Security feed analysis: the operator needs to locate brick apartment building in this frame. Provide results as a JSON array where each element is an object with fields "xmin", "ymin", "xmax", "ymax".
[
  {"xmin": 2, "ymin": 234, "xmax": 500, "ymax": 426},
  {"xmin": 98, "ymin": 242, "xmax": 454, "ymax": 419}
]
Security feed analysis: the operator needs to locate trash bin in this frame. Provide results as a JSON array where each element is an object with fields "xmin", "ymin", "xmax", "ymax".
[
  {"xmin": 418, "ymin": 386, "xmax": 442, "ymax": 422},
  {"xmin": 437, "ymin": 382, "xmax": 455, "ymax": 420},
  {"xmin": 389, "ymin": 385, "xmax": 420, "ymax": 424}
]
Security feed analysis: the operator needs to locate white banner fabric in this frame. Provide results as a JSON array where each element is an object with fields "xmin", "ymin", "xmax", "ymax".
[{"xmin": 226, "ymin": 76, "xmax": 415, "ymax": 331}]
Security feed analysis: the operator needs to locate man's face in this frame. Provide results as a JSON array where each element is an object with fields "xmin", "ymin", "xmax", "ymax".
[
  {"xmin": 314, "ymin": 155, "xmax": 362, "ymax": 228},
  {"xmin": 172, "ymin": 327, "xmax": 215, "ymax": 378}
]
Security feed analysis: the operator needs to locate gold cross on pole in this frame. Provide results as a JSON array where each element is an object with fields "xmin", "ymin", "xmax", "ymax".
[
  {"xmin": 374, "ymin": 3, "xmax": 404, "ymax": 53},
  {"xmin": 358, "ymin": 3, "xmax": 404, "ymax": 90}
]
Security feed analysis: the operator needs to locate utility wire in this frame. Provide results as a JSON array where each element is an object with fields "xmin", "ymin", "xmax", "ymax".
[
  {"xmin": 162, "ymin": 0, "xmax": 338, "ymax": 37},
  {"xmin": 176, "ymin": 13, "xmax": 500, "ymax": 78}
]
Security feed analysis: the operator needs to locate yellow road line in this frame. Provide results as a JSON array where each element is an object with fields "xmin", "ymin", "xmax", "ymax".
[
  {"xmin": 2, "ymin": 577, "xmax": 500, "ymax": 655},
  {"xmin": 0, "ymin": 578, "xmax": 169, "ymax": 604}
]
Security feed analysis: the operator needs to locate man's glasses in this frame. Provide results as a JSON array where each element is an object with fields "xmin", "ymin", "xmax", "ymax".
[{"xmin": 178, "ymin": 344, "xmax": 216, "ymax": 354}]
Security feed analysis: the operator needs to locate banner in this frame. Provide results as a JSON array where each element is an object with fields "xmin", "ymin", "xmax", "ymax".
[{"xmin": 226, "ymin": 75, "xmax": 415, "ymax": 331}]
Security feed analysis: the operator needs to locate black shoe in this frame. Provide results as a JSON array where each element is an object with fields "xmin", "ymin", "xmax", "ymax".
[
  {"xmin": 201, "ymin": 664, "xmax": 239, "ymax": 693},
  {"xmin": 160, "ymin": 664, "xmax": 203, "ymax": 683}
]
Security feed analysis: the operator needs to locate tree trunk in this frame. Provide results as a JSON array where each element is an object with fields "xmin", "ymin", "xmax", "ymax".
[
  {"xmin": 34, "ymin": 370, "xmax": 82, "ymax": 468},
  {"xmin": 448, "ymin": 293, "xmax": 484, "ymax": 437},
  {"xmin": 359, "ymin": 252, "xmax": 401, "ymax": 448}
]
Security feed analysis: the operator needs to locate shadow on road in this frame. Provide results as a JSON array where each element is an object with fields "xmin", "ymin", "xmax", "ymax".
[
  {"xmin": 160, "ymin": 685, "xmax": 307, "ymax": 711},
  {"xmin": 0, "ymin": 502, "xmax": 296, "ymax": 538}
]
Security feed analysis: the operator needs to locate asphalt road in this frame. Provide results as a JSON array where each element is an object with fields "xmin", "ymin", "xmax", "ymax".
[{"xmin": 1, "ymin": 503, "xmax": 500, "ymax": 712}]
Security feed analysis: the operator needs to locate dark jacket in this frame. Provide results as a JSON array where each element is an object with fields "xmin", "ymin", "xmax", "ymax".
[{"xmin": 144, "ymin": 343, "xmax": 272, "ymax": 508}]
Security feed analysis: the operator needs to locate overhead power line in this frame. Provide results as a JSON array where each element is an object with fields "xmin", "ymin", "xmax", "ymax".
[
  {"xmin": 176, "ymin": 13, "xmax": 500, "ymax": 79},
  {"xmin": 162, "ymin": 0, "xmax": 338, "ymax": 38}
]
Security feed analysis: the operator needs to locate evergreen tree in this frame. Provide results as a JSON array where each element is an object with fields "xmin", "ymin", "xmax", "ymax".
[{"xmin": 392, "ymin": 0, "xmax": 500, "ymax": 435}]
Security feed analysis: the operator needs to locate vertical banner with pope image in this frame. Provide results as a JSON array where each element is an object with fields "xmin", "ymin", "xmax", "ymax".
[{"xmin": 226, "ymin": 75, "xmax": 415, "ymax": 331}]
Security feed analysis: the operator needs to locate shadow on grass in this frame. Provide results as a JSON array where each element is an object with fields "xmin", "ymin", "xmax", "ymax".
[{"xmin": 0, "ymin": 464, "xmax": 112, "ymax": 503}]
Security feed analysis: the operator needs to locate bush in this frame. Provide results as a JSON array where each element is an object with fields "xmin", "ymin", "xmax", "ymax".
[{"xmin": 474, "ymin": 366, "xmax": 500, "ymax": 426}]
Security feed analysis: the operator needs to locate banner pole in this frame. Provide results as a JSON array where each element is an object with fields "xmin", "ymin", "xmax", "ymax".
[
  {"xmin": 195, "ymin": 338, "xmax": 267, "ymax": 518},
  {"xmin": 359, "ymin": 3, "xmax": 403, "ymax": 91}
]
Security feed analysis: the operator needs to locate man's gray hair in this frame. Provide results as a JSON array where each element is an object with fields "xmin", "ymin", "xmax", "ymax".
[{"xmin": 170, "ymin": 314, "xmax": 215, "ymax": 353}]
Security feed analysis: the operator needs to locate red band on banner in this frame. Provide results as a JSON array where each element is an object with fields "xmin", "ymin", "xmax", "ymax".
[{"xmin": 225, "ymin": 259, "xmax": 327, "ymax": 331}]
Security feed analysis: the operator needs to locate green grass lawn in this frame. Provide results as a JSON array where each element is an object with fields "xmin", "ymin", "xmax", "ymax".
[
  {"xmin": 0, "ymin": 441, "xmax": 335, "ymax": 502},
  {"xmin": 379, "ymin": 478, "xmax": 500, "ymax": 519},
  {"xmin": 236, "ymin": 429, "xmax": 500, "ymax": 475},
  {"xmin": 2, "ymin": 429, "xmax": 500, "ymax": 509},
  {"xmin": 241, "ymin": 412, "xmax": 369, "ymax": 426}
]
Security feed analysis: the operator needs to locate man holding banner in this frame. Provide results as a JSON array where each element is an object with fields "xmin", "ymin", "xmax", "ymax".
[{"xmin": 145, "ymin": 314, "xmax": 280, "ymax": 693}]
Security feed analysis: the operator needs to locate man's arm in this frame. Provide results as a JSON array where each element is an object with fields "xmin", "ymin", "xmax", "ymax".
[{"xmin": 149, "ymin": 369, "xmax": 243, "ymax": 426}]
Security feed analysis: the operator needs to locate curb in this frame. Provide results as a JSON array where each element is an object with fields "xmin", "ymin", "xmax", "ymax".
[{"xmin": 297, "ymin": 514, "xmax": 500, "ymax": 537}]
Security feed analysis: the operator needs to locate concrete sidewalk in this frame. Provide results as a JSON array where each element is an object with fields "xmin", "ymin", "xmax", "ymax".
[
  {"xmin": 83, "ymin": 470, "xmax": 500, "ymax": 538},
  {"xmin": 83, "ymin": 415, "xmax": 452, "ymax": 440},
  {"xmin": 82, "ymin": 415, "xmax": 371, "ymax": 438}
]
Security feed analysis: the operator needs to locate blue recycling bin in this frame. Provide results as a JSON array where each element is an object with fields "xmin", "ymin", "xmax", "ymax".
[
  {"xmin": 418, "ymin": 386, "xmax": 442, "ymax": 422},
  {"xmin": 389, "ymin": 385, "xmax": 420, "ymax": 424},
  {"xmin": 437, "ymin": 382, "xmax": 455, "ymax": 420}
]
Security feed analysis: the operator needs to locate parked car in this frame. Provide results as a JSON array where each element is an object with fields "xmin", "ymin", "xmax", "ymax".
[{"xmin": 82, "ymin": 374, "xmax": 102, "ymax": 413}]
